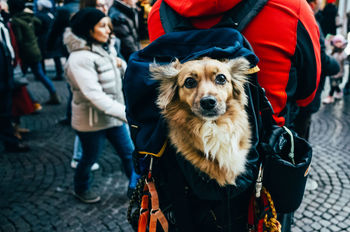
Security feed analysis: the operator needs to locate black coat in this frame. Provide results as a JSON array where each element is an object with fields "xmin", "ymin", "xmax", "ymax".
[
  {"xmin": 0, "ymin": 37, "xmax": 14, "ymax": 94},
  {"xmin": 47, "ymin": 0, "xmax": 79, "ymax": 57},
  {"xmin": 0, "ymin": 19, "xmax": 14, "ymax": 114},
  {"xmin": 319, "ymin": 3, "xmax": 338, "ymax": 36},
  {"xmin": 10, "ymin": 11, "xmax": 42, "ymax": 64},
  {"xmin": 35, "ymin": 9, "xmax": 54, "ymax": 58},
  {"xmin": 304, "ymin": 21, "xmax": 340, "ymax": 114},
  {"xmin": 109, "ymin": 1, "xmax": 141, "ymax": 61}
]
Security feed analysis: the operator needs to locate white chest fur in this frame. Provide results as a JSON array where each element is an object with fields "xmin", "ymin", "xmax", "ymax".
[{"xmin": 200, "ymin": 121, "xmax": 248, "ymax": 184}]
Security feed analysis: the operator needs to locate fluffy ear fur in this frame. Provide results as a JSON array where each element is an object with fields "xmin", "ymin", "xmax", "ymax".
[
  {"xmin": 226, "ymin": 58, "xmax": 250, "ymax": 106},
  {"xmin": 150, "ymin": 59, "xmax": 181, "ymax": 110}
]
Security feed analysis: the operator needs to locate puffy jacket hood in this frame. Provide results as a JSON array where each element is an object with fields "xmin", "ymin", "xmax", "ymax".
[
  {"xmin": 63, "ymin": 28, "xmax": 90, "ymax": 53},
  {"xmin": 164, "ymin": 0, "xmax": 242, "ymax": 17}
]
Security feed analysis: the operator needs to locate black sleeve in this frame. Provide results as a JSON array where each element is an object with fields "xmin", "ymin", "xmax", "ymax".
[
  {"xmin": 47, "ymin": 9, "xmax": 70, "ymax": 50},
  {"xmin": 290, "ymin": 21, "xmax": 319, "ymax": 102},
  {"xmin": 110, "ymin": 9, "xmax": 140, "ymax": 61},
  {"xmin": 319, "ymin": 25, "xmax": 339, "ymax": 76}
]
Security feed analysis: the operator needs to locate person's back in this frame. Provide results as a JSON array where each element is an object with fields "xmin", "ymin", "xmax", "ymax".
[
  {"xmin": 35, "ymin": 0, "xmax": 55, "ymax": 59},
  {"xmin": 319, "ymin": 1, "xmax": 338, "ymax": 36},
  {"xmin": 147, "ymin": 0, "xmax": 321, "ymax": 231},
  {"xmin": 148, "ymin": 0, "xmax": 321, "ymax": 128},
  {"xmin": 46, "ymin": 0, "xmax": 79, "ymax": 55},
  {"xmin": 10, "ymin": 9, "xmax": 42, "ymax": 64}
]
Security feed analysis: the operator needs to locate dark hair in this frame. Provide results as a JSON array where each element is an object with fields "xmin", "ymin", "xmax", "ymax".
[
  {"xmin": 8, "ymin": 0, "xmax": 26, "ymax": 15},
  {"xmin": 70, "ymin": 7, "xmax": 108, "ymax": 43},
  {"xmin": 80, "ymin": 0, "xmax": 97, "ymax": 9}
]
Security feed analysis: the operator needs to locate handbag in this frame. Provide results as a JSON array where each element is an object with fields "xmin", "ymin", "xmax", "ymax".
[
  {"xmin": 12, "ymin": 86, "xmax": 35, "ymax": 117},
  {"xmin": 258, "ymin": 86, "xmax": 313, "ymax": 214},
  {"xmin": 247, "ymin": 124, "xmax": 311, "ymax": 231},
  {"xmin": 262, "ymin": 126, "xmax": 312, "ymax": 213}
]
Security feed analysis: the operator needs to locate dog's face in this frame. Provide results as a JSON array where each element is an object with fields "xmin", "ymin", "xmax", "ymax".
[{"xmin": 151, "ymin": 57, "xmax": 250, "ymax": 120}]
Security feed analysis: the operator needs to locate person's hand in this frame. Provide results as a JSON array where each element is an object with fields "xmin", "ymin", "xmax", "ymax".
[{"xmin": 116, "ymin": 57, "xmax": 123, "ymax": 68}]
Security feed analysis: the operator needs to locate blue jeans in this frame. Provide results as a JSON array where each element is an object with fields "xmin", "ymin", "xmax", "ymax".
[
  {"xmin": 66, "ymin": 83, "xmax": 72, "ymax": 121},
  {"xmin": 74, "ymin": 124, "xmax": 139, "ymax": 193},
  {"xmin": 28, "ymin": 62, "xmax": 56, "ymax": 94},
  {"xmin": 72, "ymin": 135, "xmax": 82, "ymax": 161}
]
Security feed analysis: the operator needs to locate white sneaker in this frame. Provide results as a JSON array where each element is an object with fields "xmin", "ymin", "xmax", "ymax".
[
  {"xmin": 71, "ymin": 160, "xmax": 100, "ymax": 171},
  {"xmin": 322, "ymin": 96, "xmax": 334, "ymax": 104},
  {"xmin": 334, "ymin": 91, "xmax": 343, "ymax": 100},
  {"xmin": 71, "ymin": 160, "xmax": 79, "ymax": 169},
  {"xmin": 305, "ymin": 178, "xmax": 318, "ymax": 191},
  {"xmin": 91, "ymin": 163, "xmax": 100, "ymax": 171}
]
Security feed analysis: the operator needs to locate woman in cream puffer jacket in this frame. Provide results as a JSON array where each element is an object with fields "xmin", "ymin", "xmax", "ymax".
[
  {"xmin": 63, "ymin": 8, "xmax": 139, "ymax": 203},
  {"xmin": 64, "ymin": 27, "xmax": 126, "ymax": 131}
]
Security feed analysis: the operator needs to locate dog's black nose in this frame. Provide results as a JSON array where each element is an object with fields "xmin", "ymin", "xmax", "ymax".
[{"xmin": 200, "ymin": 96, "xmax": 217, "ymax": 110}]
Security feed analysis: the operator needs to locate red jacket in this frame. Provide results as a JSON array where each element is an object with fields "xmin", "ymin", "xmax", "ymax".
[{"xmin": 148, "ymin": 0, "xmax": 321, "ymax": 126}]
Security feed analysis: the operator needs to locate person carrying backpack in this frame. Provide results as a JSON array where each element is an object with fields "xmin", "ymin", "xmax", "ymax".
[
  {"xmin": 148, "ymin": 0, "xmax": 321, "ymax": 128},
  {"xmin": 125, "ymin": 0, "xmax": 320, "ymax": 231}
]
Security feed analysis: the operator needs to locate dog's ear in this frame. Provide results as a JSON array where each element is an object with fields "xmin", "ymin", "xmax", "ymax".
[
  {"xmin": 150, "ymin": 59, "xmax": 181, "ymax": 110},
  {"xmin": 226, "ymin": 57, "xmax": 250, "ymax": 106}
]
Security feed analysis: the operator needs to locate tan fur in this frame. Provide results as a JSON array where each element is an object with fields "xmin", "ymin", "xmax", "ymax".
[{"xmin": 150, "ymin": 57, "xmax": 251, "ymax": 186}]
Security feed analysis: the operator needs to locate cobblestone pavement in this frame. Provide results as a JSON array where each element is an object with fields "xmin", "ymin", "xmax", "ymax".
[{"xmin": 0, "ymin": 63, "xmax": 350, "ymax": 232}]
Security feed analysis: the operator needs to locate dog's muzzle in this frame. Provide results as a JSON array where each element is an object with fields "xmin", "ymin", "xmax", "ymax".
[
  {"xmin": 200, "ymin": 96, "xmax": 217, "ymax": 110},
  {"xmin": 198, "ymin": 96, "xmax": 223, "ymax": 118}
]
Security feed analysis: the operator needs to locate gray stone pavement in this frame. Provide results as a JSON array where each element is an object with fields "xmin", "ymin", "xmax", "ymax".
[{"xmin": 0, "ymin": 61, "xmax": 350, "ymax": 232}]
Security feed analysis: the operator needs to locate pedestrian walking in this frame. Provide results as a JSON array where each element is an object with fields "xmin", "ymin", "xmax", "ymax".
[
  {"xmin": 8, "ymin": 0, "xmax": 60, "ymax": 105},
  {"xmin": 319, "ymin": 0, "xmax": 341, "ymax": 36},
  {"xmin": 343, "ymin": 11, "xmax": 350, "ymax": 95},
  {"xmin": 0, "ymin": 10, "xmax": 30, "ymax": 152},
  {"xmin": 109, "ymin": 0, "xmax": 141, "ymax": 61},
  {"xmin": 323, "ymin": 34, "xmax": 347, "ymax": 104},
  {"xmin": 64, "ymin": 8, "xmax": 139, "ymax": 203}
]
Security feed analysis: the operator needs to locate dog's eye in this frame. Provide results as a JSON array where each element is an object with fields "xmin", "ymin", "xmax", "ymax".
[
  {"xmin": 184, "ymin": 77, "xmax": 197, "ymax": 88},
  {"xmin": 215, "ymin": 74, "xmax": 227, "ymax": 85}
]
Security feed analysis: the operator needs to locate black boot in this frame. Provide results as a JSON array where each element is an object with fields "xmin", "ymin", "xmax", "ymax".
[{"xmin": 46, "ymin": 93, "xmax": 60, "ymax": 105}]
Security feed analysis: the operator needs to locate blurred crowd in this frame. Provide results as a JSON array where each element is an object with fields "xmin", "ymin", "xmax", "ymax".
[
  {"xmin": 0, "ymin": 0, "xmax": 153, "ymax": 202},
  {"xmin": 314, "ymin": 0, "xmax": 350, "ymax": 103},
  {"xmin": 0, "ymin": 0, "xmax": 152, "ymax": 152}
]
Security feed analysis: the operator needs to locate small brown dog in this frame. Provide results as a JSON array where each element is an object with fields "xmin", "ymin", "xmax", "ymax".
[{"xmin": 150, "ymin": 57, "xmax": 251, "ymax": 186}]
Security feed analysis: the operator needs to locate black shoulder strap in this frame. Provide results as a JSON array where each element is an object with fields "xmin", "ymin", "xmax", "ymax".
[
  {"xmin": 159, "ymin": 1, "xmax": 192, "ymax": 33},
  {"xmin": 159, "ymin": 0, "xmax": 268, "ymax": 33}
]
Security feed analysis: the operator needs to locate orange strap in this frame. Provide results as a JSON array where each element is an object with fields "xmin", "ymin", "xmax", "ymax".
[
  {"xmin": 138, "ymin": 180, "xmax": 169, "ymax": 232},
  {"xmin": 138, "ymin": 185, "xmax": 150, "ymax": 232},
  {"xmin": 138, "ymin": 210, "xmax": 149, "ymax": 232},
  {"xmin": 147, "ymin": 181, "xmax": 169, "ymax": 232}
]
